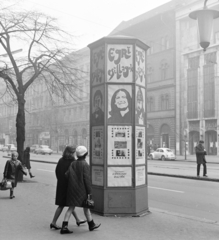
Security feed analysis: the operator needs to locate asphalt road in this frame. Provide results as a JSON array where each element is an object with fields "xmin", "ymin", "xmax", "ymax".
[{"xmin": 1, "ymin": 156, "xmax": 218, "ymax": 223}]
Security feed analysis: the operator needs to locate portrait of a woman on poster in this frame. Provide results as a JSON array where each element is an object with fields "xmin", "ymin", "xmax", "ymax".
[{"xmin": 108, "ymin": 88, "xmax": 132, "ymax": 124}]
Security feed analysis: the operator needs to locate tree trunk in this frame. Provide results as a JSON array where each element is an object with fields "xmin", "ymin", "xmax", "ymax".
[{"xmin": 16, "ymin": 95, "xmax": 25, "ymax": 182}]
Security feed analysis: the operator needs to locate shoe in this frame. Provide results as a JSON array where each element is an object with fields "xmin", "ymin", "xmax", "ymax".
[
  {"xmin": 60, "ymin": 227, "xmax": 73, "ymax": 234},
  {"xmin": 203, "ymin": 175, "xmax": 208, "ymax": 177},
  {"xmin": 50, "ymin": 223, "xmax": 61, "ymax": 230},
  {"xmin": 30, "ymin": 173, "xmax": 35, "ymax": 178},
  {"xmin": 60, "ymin": 221, "xmax": 73, "ymax": 234},
  {"xmin": 197, "ymin": 175, "xmax": 200, "ymax": 177},
  {"xmin": 88, "ymin": 220, "xmax": 101, "ymax": 231},
  {"xmin": 10, "ymin": 196, "xmax": 15, "ymax": 199},
  {"xmin": 76, "ymin": 220, "xmax": 87, "ymax": 226}
]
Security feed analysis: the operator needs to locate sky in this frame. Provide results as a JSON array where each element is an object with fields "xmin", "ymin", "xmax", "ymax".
[{"xmin": 17, "ymin": 0, "xmax": 170, "ymax": 50}]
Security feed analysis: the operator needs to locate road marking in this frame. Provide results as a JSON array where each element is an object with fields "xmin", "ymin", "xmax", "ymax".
[
  {"xmin": 37, "ymin": 169, "xmax": 54, "ymax": 173},
  {"xmin": 148, "ymin": 186, "xmax": 184, "ymax": 193}
]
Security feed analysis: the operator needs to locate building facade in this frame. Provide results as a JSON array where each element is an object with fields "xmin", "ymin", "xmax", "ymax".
[{"xmin": 175, "ymin": 0, "xmax": 219, "ymax": 155}]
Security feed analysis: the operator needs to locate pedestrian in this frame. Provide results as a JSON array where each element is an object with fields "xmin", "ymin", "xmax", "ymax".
[
  {"xmin": 50, "ymin": 146, "xmax": 86, "ymax": 230},
  {"xmin": 195, "ymin": 140, "xmax": 207, "ymax": 177},
  {"xmin": 3, "ymin": 152, "xmax": 27, "ymax": 199},
  {"xmin": 60, "ymin": 145, "xmax": 101, "ymax": 234},
  {"xmin": 23, "ymin": 147, "xmax": 35, "ymax": 178}
]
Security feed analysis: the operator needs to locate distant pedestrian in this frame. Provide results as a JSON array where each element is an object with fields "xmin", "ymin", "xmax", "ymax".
[
  {"xmin": 195, "ymin": 140, "xmax": 207, "ymax": 177},
  {"xmin": 3, "ymin": 152, "xmax": 27, "ymax": 199},
  {"xmin": 50, "ymin": 146, "xmax": 86, "ymax": 230},
  {"xmin": 23, "ymin": 147, "xmax": 35, "ymax": 178},
  {"xmin": 60, "ymin": 146, "xmax": 101, "ymax": 234}
]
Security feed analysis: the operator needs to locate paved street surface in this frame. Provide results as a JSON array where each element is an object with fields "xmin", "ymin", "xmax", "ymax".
[{"xmin": 0, "ymin": 151, "xmax": 219, "ymax": 239}]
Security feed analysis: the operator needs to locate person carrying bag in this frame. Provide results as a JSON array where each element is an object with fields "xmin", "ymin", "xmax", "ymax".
[{"xmin": 3, "ymin": 152, "xmax": 27, "ymax": 199}]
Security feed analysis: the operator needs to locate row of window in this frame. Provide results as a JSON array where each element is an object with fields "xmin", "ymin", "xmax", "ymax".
[
  {"xmin": 147, "ymin": 94, "xmax": 171, "ymax": 112},
  {"xmin": 147, "ymin": 59, "xmax": 169, "ymax": 83}
]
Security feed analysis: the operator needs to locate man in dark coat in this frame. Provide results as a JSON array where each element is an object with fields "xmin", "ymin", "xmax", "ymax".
[{"xmin": 195, "ymin": 140, "xmax": 207, "ymax": 177}]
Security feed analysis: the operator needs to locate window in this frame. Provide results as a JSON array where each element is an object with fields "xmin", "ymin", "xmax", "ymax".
[
  {"xmin": 187, "ymin": 57, "xmax": 199, "ymax": 119},
  {"xmin": 160, "ymin": 60, "xmax": 168, "ymax": 80},
  {"xmin": 147, "ymin": 97, "xmax": 154, "ymax": 112},
  {"xmin": 161, "ymin": 94, "xmax": 169, "ymax": 110},
  {"xmin": 203, "ymin": 52, "xmax": 216, "ymax": 118},
  {"xmin": 215, "ymin": 31, "xmax": 219, "ymax": 44},
  {"xmin": 147, "ymin": 65, "xmax": 153, "ymax": 83}
]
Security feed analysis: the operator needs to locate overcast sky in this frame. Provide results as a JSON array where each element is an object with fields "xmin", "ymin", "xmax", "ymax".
[{"xmin": 18, "ymin": 0, "xmax": 170, "ymax": 49}]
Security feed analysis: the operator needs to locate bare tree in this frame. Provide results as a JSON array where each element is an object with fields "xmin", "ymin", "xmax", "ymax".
[{"xmin": 0, "ymin": 7, "xmax": 84, "ymax": 163}]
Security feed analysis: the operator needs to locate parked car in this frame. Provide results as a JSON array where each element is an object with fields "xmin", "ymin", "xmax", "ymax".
[
  {"xmin": 34, "ymin": 145, "xmax": 53, "ymax": 155},
  {"xmin": 30, "ymin": 144, "xmax": 40, "ymax": 153},
  {"xmin": 149, "ymin": 148, "xmax": 176, "ymax": 161},
  {"xmin": 2, "ymin": 144, "xmax": 17, "ymax": 152}
]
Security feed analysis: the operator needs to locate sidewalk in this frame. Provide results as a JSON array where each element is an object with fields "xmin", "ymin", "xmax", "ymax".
[{"xmin": 1, "ymin": 177, "xmax": 219, "ymax": 240}]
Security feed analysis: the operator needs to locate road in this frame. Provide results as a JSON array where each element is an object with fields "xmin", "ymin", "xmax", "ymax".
[{"xmin": 1, "ymin": 153, "xmax": 218, "ymax": 223}]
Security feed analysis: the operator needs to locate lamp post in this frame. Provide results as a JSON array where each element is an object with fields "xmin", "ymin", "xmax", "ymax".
[{"xmin": 189, "ymin": 0, "xmax": 219, "ymax": 51}]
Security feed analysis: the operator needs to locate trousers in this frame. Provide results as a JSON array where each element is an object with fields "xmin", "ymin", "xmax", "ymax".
[{"xmin": 197, "ymin": 163, "xmax": 207, "ymax": 176}]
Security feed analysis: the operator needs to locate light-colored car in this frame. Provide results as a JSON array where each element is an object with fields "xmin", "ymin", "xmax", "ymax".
[
  {"xmin": 2, "ymin": 144, "xmax": 17, "ymax": 152},
  {"xmin": 149, "ymin": 148, "xmax": 176, "ymax": 161},
  {"xmin": 34, "ymin": 145, "xmax": 53, "ymax": 155},
  {"xmin": 30, "ymin": 144, "xmax": 40, "ymax": 152}
]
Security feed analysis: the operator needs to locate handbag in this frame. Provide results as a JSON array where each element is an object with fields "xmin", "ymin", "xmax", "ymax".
[
  {"xmin": 82, "ymin": 194, "xmax": 95, "ymax": 209},
  {"xmin": 0, "ymin": 179, "xmax": 12, "ymax": 191}
]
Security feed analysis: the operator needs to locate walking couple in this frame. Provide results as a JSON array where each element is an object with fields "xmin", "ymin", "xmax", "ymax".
[{"xmin": 50, "ymin": 145, "xmax": 101, "ymax": 234}]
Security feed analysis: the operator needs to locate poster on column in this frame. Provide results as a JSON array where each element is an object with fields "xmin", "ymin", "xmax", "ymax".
[
  {"xmin": 135, "ymin": 46, "xmax": 146, "ymax": 87},
  {"xmin": 108, "ymin": 126, "xmax": 132, "ymax": 165},
  {"xmin": 91, "ymin": 45, "xmax": 105, "ymax": 86},
  {"xmin": 136, "ymin": 166, "xmax": 145, "ymax": 186},
  {"xmin": 108, "ymin": 85, "xmax": 132, "ymax": 124},
  {"xmin": 107, "ymin": 44, "xmax": 133, "ymax": 83},
  {"xmin": 135, "ymin": 126, "xmax": 145, "ymax": 165},
  {"xmin": 108, "ymin": 167, "xmax": 132, "ymax": 187},
  {"xmin": 92, "ymin": 166, "xmax": 104, "ymax": 186},
  {"xmin": 92, "ymin": 126, "xmax": 104, "ymax": 165},
  {"xmin": 135, "ymin": 86, "xmax": 146, "ymax": 125},
  {"xmin": 91, "ymin": 86, "xmax": 104, "ymax": 126}
]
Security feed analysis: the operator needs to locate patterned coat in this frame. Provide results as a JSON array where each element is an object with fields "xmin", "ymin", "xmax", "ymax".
[
  {"xmin": 66, "ymin": 158, "xmax": 91, "ymax": 207},
  {"xmin": 195, "ymin": 144, "xmax": 207, "ymax": 164},
  {"xmin": 55, "ymin": 157, "xmax": 74, "ymax": 206}
]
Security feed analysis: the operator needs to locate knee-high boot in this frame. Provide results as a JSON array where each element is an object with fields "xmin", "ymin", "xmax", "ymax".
[
  {"xmin": 88, "ymin": 220, "xmax": 101, "ymax": 231},
  {"xmin": 60, "ymin": 221, "xmax": 73, "ymax": 234}
]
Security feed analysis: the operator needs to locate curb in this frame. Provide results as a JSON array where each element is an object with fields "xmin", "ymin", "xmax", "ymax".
[{"xmin": 148, "ymin": 172, "xmax": 219, "ymax": 182}]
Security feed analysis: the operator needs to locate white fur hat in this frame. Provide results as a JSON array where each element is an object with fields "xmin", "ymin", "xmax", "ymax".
[{"xmin": 76, "ymin": 146, "xmax": 88, "ymax": 157}]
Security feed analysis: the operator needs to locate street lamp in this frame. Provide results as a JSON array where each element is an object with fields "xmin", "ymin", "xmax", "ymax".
[{"xmin": 189, "ymin": 0, "xmax": 219, "ymax": 51}]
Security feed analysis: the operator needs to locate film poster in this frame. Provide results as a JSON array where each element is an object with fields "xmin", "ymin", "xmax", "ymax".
[
  {"xmin": 91, "ymin": 86, "xmax": 104, "ymax": 126},
  {"xmin": 135, "ymin": 46, "xmax": 146, "ymax": 87},
  {"xmin": 108, "ymin": 167, "xmax": 132, "ymax": 187},
  {"xmin": 91, "ymin": 45, "xmax": 105, "ymax": 86},
  {"xmin": 107, "ymin": 44, "xmax": 133, "ymax": 83},
  {"xmin": 135, "ymin": 126, "xmax": 145, "ymax": 165},
  {"xmin": 92, "ymin": 126, "xmax": 104, "ymax": 165},
  {"xmin": 135, "ymin": 166, "xmax": 146, "ymax": 186},
  {"xmin": 108, "ymin": 126, "xmax": 132, "ymax": 165},
  {"xmin": 108, "ymin": 85, "xmax": 132, "ymax": 124},
  {"xmin": 92, "ymin": 166, "xmax": 104, "ymax": 186}
]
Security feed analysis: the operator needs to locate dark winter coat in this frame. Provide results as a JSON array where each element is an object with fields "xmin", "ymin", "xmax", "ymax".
[
  {"xmin": 195, "ymin": 144, "xmax": 207, "ymax": 164},
  {"xmin": 23, "ymin": 151, "xmax": 31, "ymax": 169},
  {"xmin": 55, "ymin": 157, "xmax": 75, "ymax": 206},
  {"xmin": 3, "ymin": 159, "xmax": 26, "ymax": 187},
  {"xmin": 65, "ymin": 158, "xmax": 91, "ymax": 207}
]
